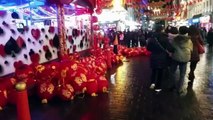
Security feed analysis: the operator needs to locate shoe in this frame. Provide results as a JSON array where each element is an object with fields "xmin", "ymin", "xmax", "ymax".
[
  {"xmin": 155, "ymin": 89, "xmax": 162, "ymax": 92},
  {"xmin": 150, "ymin": 84, "xmax": 155, "ymax": 89}
]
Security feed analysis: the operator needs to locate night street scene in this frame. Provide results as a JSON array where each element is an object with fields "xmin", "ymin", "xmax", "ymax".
[{"xmin": 0, "ymin": 0, "xmax": 213, "ymax": 120}]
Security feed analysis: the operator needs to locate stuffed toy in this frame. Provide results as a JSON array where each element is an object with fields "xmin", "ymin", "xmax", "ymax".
[
  {"xmin": 97, "ymin": 75, "xmax": 109, "ymax": 93},
  {"xmin": 36, "ymin": 63, "xmax": 59, "ymax": 104},
  {"xmin": 57, "ymin": 84, "xmax": 75, "ymax": 101},
  {"xmin": 0, "ymin": 88, "xmax": 7, "ymax": 110},
  {"xmin": 37, "ymin": 81, "xmax": 55, "ymax": 104},
  {"xmin": 0, "ymin": 77, "xmax": 16, "ymax": 110},
  {"xmin": 86, "ymin": 72, "xmax": 98, "ymax": 96},
  {"xmin": 57, "ymin": 62, "xmax": 75, "ymax": 100},
  {"xmin": 14, "ymin": 61, "xmax": 36, "ymax": 88}
]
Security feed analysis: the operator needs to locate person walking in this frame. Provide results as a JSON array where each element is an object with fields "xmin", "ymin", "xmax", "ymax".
[
  {"xmin": 170, "ymin": 26, "xmax": 193, "ymax": 93},
  {"xmin": 187, "ymin": 25, "xmax": 205, "ymax": 87},
  {"xmin": 147, "ymin": 26, "xmax": 174, "ymax": 92},
  {"xmin": 207, "ymin": 27, "xmax": 213, "ymax": 47}
]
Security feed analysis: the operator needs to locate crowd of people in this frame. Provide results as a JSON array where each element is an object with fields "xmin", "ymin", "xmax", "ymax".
[{"xmin": 146, "ymin": 25, "xmax": 212, "ymax": 94}]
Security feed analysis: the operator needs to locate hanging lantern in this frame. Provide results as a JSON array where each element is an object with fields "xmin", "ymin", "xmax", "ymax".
[
  {"xmin": 92, "ymin": 16, "xmax": 98, "ymax": 23},
  {"xmin": 93, "ymin": 25, "xmax": 100, "ymax": 31},
  {"xmin": 95, "ymin": 8, "xmax": 102, "ymax": 15}
]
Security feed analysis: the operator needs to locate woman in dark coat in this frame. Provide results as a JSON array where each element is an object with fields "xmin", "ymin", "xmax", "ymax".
[
  {"xmin": 147, "ymin": 26, "xmax": 174, "ymax": 92},
  {"xmin": 207, "ymin": 27, "xmax": 213, "ymax": 47},
  {"xmin": 188, "ymin": 25, "xmax": 204, "ymax": 86}
]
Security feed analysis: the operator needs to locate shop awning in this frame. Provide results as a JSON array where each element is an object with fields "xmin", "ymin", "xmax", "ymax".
[{"xmin": 192, "ymin": 14, "xmax": 202, "ymax": 19}]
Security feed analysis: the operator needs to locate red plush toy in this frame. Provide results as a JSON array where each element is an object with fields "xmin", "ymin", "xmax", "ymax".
[
  {"xmin": 14, "ymin": 61, "xmax": 36, "ymax": 88},
  {"xmin": 37, "ymin": 81, "xmax": 55, "ymax": 104},
  {"xmin": 0, "ymin": 89, "xmax": 7, "ymax": 110},
  {"xmin": 97, "ymin": 75, "xmax": 109, "ymax": 93},
  {"xmin": 57, "ymin": 84, "xmax": 75, "ymax": 101},
  {"xmin": 86, "ymin": 72, "xmax": 98, "ymax": 96}
]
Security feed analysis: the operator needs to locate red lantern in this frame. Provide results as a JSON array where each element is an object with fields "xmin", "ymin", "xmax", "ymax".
[
  {"xmin": 95, "ymin": 8, "xmax": 102, "ymax": 15},
  {"xmin": 92, "ymin": 16, "xmax": 98, "ymax": 23},
  {"xmin": 93, "ymin": 25, "xmax": 100, "ymax": 31},
  {"xmin": 86, "ymin": 72, "xmax": 98, "ymax": 96}
]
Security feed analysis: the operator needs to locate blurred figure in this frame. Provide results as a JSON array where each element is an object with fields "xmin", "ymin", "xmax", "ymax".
[
  {"xmin": 170, "ymin": 26, "xmax": 193, "ymax": 93},
  {"xmin": 188, "ymin": 25, "xmax": 204, "ymax": 87},
  {"xmin": 166, "ymin": 26, "xmax": 179, "ymax": 43},
  {"xmin": 124, "ymin": 29, "xmax": 131, "ymax": 48},
  {"xmin": 138, "ymin": 30, "xmax": 146, "ymax": 47},
  {"xmin": 132, "ymin": 30, "xmax": 138, "ymax": 47},
  {"xmin": 207, "ymin": 27, "xmax": 213, "ymax": 47},
  {"xmin": 147, "ymin": 26, "xmax": 174, "ymax": 92}
]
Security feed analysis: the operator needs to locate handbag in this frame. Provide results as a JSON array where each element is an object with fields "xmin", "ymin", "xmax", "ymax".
[{"xmin": 198, "ymin": 43, "xmax": 205, "ymax": 54}]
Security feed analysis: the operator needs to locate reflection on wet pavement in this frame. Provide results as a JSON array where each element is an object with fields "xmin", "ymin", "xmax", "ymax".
[{"xmin": 1, "ymin": 47, "xmax": 213, "ymax": 120}]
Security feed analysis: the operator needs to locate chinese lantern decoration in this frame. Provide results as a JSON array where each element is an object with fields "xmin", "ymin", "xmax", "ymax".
[
  {"xmin": 95, "ymin": 8, "xmax": 102, "ymax": 15},
  {"xmin": 92, "ymin": 16, "xmax": 98, "ymax": 23},
  {"xmin": 93, "ymin": 25, "xmax": 100, "ymax": 31}
]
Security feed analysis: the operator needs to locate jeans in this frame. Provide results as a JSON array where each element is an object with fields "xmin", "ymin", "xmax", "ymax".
[{"xmin": 170, "ymin": 60, "xmax": 187, "ymax": 91}]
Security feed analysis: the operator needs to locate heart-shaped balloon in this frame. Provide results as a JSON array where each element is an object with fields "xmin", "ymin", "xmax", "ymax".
[{"xmin": 31, "ymin": 29, "xmax": 40, "ymax": 40}]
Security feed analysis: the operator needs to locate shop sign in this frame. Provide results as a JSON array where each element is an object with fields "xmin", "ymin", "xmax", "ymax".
[
  {"xmin": 192, "ymin": 18, "xmax": 199, "ymax": 23},
  {"xmin": 200, "ymin": 16, "xmax": 210, "ymax": 23}
]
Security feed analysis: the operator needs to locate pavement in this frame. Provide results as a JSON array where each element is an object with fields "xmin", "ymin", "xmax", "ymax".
[{"xmin": 1, "ymin": 47, "xmax": 213, "ymax": 120}]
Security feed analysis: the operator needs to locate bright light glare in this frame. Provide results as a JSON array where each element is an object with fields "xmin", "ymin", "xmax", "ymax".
[{"xmin": 113, "ymin": 0, "xmax": 122, "ymax": 8}]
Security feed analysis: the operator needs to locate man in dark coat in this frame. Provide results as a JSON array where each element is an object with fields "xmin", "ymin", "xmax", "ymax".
[
  {"xmin": 147, "ymin": 26, "xmax": 174, "ymax": 92},
  {"xmin": 207, "ymin": 27, "xmax": 213, "ymax": 47}
]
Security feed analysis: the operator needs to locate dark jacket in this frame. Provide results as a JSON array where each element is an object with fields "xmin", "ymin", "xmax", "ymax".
[
  {"xmin": 147, "ymin": 32, "xmax": 174, "ymax": 69},
  {"xmin": 207, "ymin": 31, "xmax": 213, "ymax": 45}
]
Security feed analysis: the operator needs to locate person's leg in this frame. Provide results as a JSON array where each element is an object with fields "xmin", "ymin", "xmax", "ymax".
[
  {"xmin": 188, "ymin": 61, "xmax": 198, "ymax": 82},
  {"xmin": 150, "ymin": 68, "xmax": 157, "ymax": 89},
  {"xmin": 155, "ymin": 68, "xmax": 164, "ymax": 90},
  {"xmin": 169, "ymin": 61, "xmax": 178, "ymax": 89},
  {"xmin": 177, "ymin": 62, "xmax": 187, "ymax": 92}
]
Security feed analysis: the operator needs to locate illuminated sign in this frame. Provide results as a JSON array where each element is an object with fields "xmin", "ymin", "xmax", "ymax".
[
  {"xmin": 200, "ymin": 16, "xmax": 210, "ymax": 23},
  {"xmin": 192, "ymin": 18, "xmax": 199, "ymax": 23}
]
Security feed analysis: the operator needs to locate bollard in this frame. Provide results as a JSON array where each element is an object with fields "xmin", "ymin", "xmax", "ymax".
[{"xmin": 15, "ymin": 82, "xmax": 31, "ymax": 120}]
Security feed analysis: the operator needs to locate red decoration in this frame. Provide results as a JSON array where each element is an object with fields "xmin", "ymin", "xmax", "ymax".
[
  {"xmin": 95, "ymin": 8, "xmax": 102, "ymax": 15},
  {"xmin": 97, "ymin": 76, "xmax": 109, "ymax": 93},
  {"xmin": 86, "ymin": 72, "xmax": 98, "ymax": 96},
  {"xmin": 92, "ymin": 16, "xmax": 98, "ymax": 23},
  {"xmin": 37, "ymin": 82, "xmax": 55, "ymax": 103},
  {"xmin": 57, "ymin": 84, "xmax": 74, "ymax": 101},
  {"xmin": 16, "ymin": 36, "xmax": 25, "ymax": 48},
  {"xmin": 0, "ymin": 89, "xmax": 7, "ymax": 110},
  {"xmin": 48, "ymin": 26, "xmax": 55, "ymax": 33},
  {"xmin": 93, "ymin": 25, "xmax": 100, "ymax": 31},
  {"xmin": 31, "ymin": 29, "xmax": 40, "ymax": 40},
  {"xmin": 0, "ymin": 44, "xmax": 5, "ymax": 57}
]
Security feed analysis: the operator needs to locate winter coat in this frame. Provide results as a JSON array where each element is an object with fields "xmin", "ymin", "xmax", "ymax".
[
  {"xmin": 207, "ymin": 31, "xmax": 213, "ymax": 45},
  {"xmin": 190, "ymin": 34, "xmax": 204, "ymax": 61},
  {"xmin": 168, "ymin": 33, "xmax": 178, "ymax": 43},
  {"xmin": 171, "ymin": 35, "xmax": 193, "ymax": 62},
  {"xmin": 147, "ymin": 33, "xmax": 174, "ymax": 69}
]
